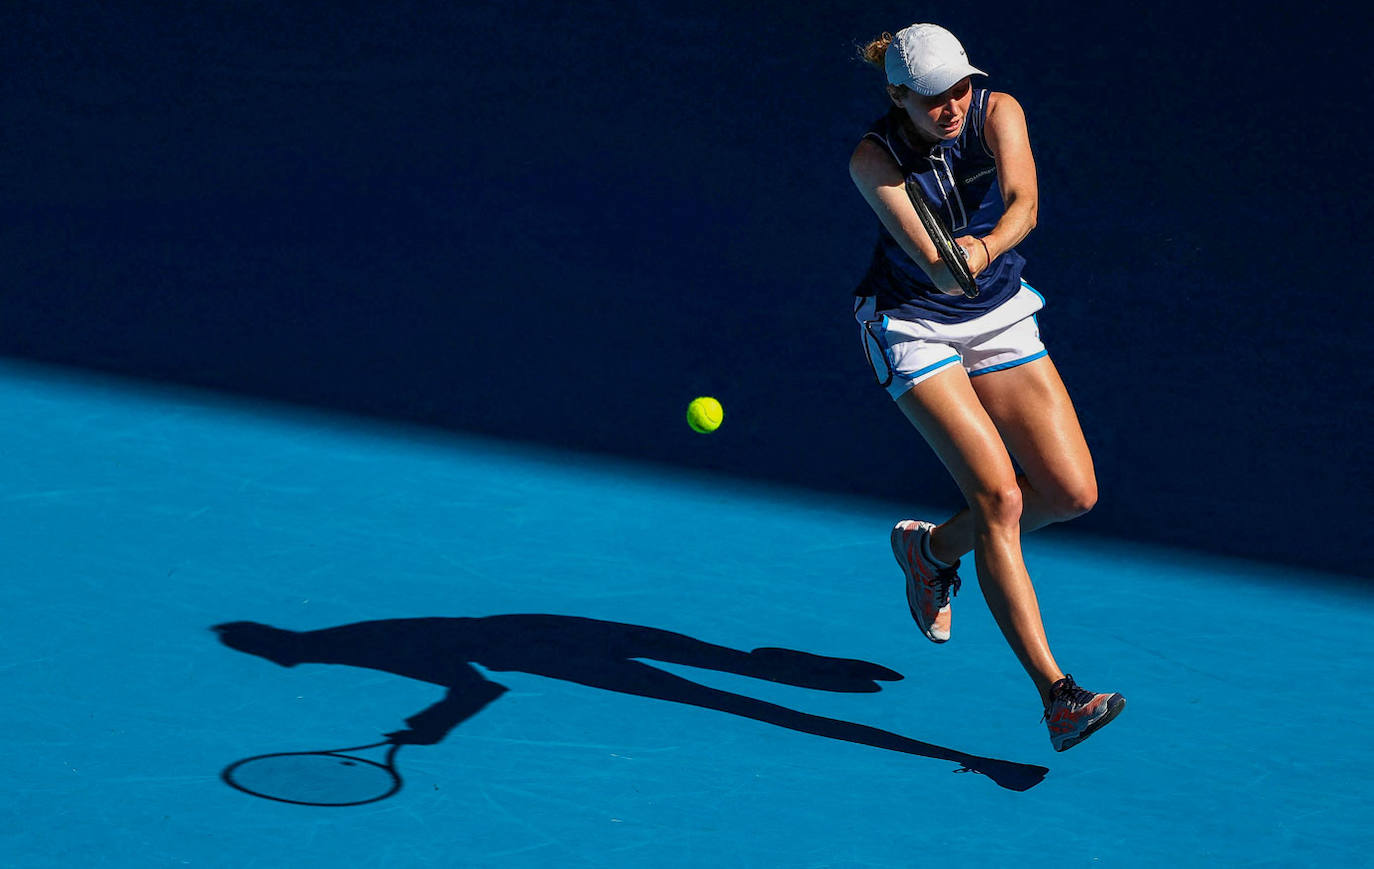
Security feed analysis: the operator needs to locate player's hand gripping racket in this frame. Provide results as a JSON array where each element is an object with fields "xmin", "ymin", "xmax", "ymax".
[
  {"xmin": 905, "ymin": 178, "xmax": 979, "ymax": 299},
  {"xmin": 222, "ymin": 739, "xmax": 405, "ymax": 806}
]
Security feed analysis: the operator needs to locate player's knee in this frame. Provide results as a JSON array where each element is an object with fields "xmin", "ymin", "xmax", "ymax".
[
  {"xmin": 974, "ymin": 484, "xmax": 1023, "ymax": 528},
  {"xmin": 1046, "ymin": 477, "xmax": 1097, "ymax": 521}
]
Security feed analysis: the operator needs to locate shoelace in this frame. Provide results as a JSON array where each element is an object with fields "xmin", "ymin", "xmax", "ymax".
[
  {"xmin": 1041, "ymin": 674, "xmax": 1094, "ymax": 721},
  {"xmin": 928, "ymin": 564, "xmax": 961, "ymax": 608}
]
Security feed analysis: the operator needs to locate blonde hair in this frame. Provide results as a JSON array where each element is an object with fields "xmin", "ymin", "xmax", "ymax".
[
  {"xmin": 859, "ymin": 32, "xmax": 911, "ymax": 99},
  {"xmin": 858, "ymin": 32, "xmax": 893, "ymax": 72}
]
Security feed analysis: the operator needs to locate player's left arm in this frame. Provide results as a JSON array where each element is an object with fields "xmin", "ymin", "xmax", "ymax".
[{"xmin": 958, "ymin": 91, "xmax": 1039, "ymax": 269}]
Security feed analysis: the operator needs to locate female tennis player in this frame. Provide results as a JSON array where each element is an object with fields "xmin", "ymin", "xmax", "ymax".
[{"xmin": 849, "ymin": 23, "xmax": 1124, "ymax": 751}]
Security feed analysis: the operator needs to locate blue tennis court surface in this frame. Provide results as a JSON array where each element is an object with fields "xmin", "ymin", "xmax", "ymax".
[{"xmin": 3, "ymin": 359, "xmax": 1371, "ymax": 866}]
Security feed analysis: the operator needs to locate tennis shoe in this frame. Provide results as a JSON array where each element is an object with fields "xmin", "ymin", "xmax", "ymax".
[
  {"xmin": 891, "ymin": 520, "xmax": 961, "ymax": 643},
  {"xmin": 1042, "ymin": 674, "xmax": 1126, "ymax": 752}
]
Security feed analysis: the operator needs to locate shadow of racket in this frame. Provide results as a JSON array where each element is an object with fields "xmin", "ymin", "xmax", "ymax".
[{"xmin": 222, "ymin": 739, "xmax": 404, "ymax": 806}]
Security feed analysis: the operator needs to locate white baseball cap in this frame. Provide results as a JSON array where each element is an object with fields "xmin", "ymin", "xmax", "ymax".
[{"xmin": 884, "ymin": 23, "xmax": 986, "ymax": 96}]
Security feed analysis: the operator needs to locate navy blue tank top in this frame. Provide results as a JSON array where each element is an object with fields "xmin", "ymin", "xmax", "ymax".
[{"xmin": 853, "ymin": 89, "xmax": 1028, "ymax": 323}]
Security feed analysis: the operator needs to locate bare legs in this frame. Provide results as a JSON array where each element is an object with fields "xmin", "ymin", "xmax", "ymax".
[
  {"xmin": 894, "ymin": 357, "xmax": 1095, "ymax": 705},
  {"xmin": 929, "ymin": 356, "xmax": 1097, "ymax": 565}
]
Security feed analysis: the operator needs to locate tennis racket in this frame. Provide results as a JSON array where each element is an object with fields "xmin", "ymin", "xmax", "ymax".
[
  {"xmin": 905, "ymin": 178, "xmax": 979, "ymax": 299},
  {"xmin": 222, "ymin": 740, "xmax": 405, "ymax": 806}
]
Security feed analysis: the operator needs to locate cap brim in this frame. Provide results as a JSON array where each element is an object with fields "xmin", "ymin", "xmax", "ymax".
[{"xmin": 905, "ymin": 64, "xmax": 987, "ymax": 96}]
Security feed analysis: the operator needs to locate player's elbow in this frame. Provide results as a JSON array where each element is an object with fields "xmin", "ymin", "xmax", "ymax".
[{"xmin": 1005, "ymin": 191, "xmax": 1037, "ymax": 233}]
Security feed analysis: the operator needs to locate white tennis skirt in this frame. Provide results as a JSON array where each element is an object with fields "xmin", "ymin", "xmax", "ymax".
[{"xmin": 854, "ymin": 281, "xmax": 1048, "ymax": 399}]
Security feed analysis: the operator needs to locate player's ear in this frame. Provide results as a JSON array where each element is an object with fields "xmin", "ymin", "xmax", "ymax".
[{"xmin": 886, "ymin": 84, "xmax": 906, "ymax": 107}]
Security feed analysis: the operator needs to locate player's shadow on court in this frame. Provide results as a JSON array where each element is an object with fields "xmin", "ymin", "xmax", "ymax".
[{"xmin": 213, "ymin": 614, "xmax": 1047, "ymax": 791}]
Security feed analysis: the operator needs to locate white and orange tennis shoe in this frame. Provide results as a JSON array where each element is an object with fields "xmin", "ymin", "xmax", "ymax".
[
  {"xmin": 1042, "ymin": 674, "xmax": 1126, "ymax": 752},
  {"xmin": 891, "ymin": 519, "xmax": 961, "ymax": 643}
]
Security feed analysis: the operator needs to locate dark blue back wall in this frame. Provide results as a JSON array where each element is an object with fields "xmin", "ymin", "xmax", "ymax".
[{"xmin": 5, "ymin": 2, "xmax": 1371, "ymax": 577}]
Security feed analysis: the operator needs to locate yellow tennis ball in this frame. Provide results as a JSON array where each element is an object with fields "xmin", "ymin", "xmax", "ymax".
[{"xmin": 686, "ymin": 396, "xmax": 723, "ymax": 433}]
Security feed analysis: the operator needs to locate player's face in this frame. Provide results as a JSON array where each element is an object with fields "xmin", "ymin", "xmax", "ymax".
[{"xmin": 890, "ymin": 77, "xmax": 973, "ymax": 142}]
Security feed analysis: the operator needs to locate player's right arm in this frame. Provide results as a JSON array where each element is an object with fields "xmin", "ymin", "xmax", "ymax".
[{"xmin": 849, "ymin": 139, "xmax": 964, "ymax": 295}]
